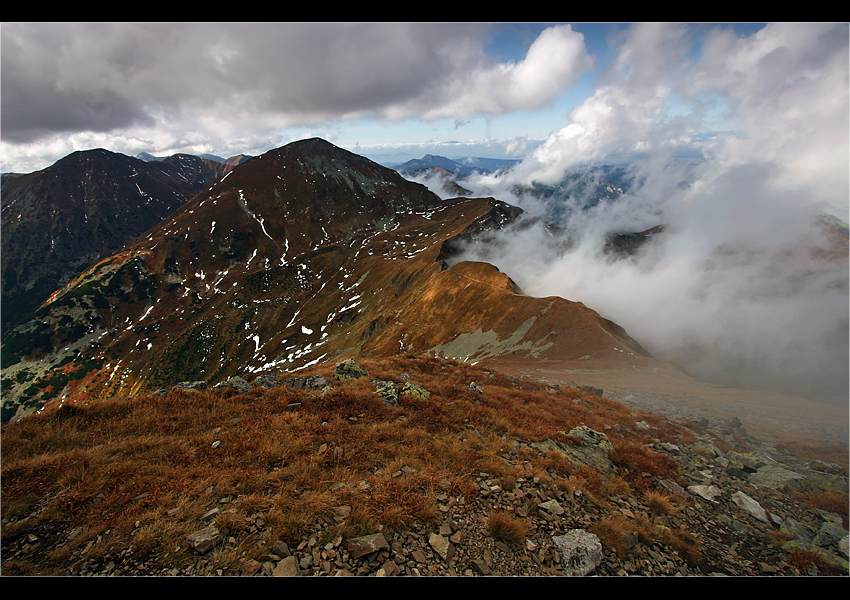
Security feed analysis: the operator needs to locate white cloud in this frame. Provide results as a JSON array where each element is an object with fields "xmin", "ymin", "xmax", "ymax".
[
  {"xmin": 1, "ymin": 22, "xmax": 594, "ymax": 172},
  {"xmin": 455, "ymin": 23, "xmax": 849, "ymax": 403}
]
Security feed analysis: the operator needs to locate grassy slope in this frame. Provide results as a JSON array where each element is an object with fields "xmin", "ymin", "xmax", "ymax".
[{"xmin": 1, "ymin": 355, "xmax": 846, "ymax": 575}]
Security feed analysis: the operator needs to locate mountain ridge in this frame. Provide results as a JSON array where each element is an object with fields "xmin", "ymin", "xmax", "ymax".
[
  {"xmin": 1, "ymin": 138, "xmax": 651, "ymax": 423},
  {"xmin": 0, "ymin": 148, "xmax": 232, "ymax": 335}
]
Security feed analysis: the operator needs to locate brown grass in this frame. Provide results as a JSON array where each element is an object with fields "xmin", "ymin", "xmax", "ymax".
[
  {"xmin": 609, "ymin": 443, "xmax": 680, "ymax": 489},
  {"xmin": 589, "ymin": 513, "xmax": 638, "ymax": 557},
  {"xmin": 789, "ymin": 490, "xmax": 849, "ymax": 529},
  {"xmin": 644, "ymin": 490, "xmax": 680, "ymax": 515},
  {"xmin": 0, "ymin": 355, "xmax": 706, "ymax": 575},
  {"xmin": 485, "ymin": 510, "xmax": 530, "ymax": 545},
  {"xmin": 785, "ymin": 548, "xmax": 839, "ymax": 576}
]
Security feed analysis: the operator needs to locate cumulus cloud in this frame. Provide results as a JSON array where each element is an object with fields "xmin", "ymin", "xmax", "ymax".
[
  {"xmin": 454, "ymin": 23, "xmax": 849, "ymax": 404},
  {"xmin": 1, "ymin": 22, "xmax": 592, "ymax": 168}
]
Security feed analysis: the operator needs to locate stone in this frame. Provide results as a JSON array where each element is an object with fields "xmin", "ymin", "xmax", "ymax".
[
  {"xmin": 346, "ymin": 532, "xmax": 389, "ymax": 559},
  {"xmin": 732, "ymin": 491, "xmax": 770, "ymax": 523},
  {"xmin": 551, "ymin": 529, "xmax": 603, "ymax": 576},
  {"xmin": 428, "ymin": 533, "xmax": 452, "ymax": 562},
  {"xmin": 187, "ymin": 526, "xmax": 222, "ymax": 555},
  {"xmin": 576, "ymin": 385, "xmax": 603, "ymax": 397},
  {"xmin": 334, "ymin": 358, "xmax": 369, "ymax": 381},
  {"xmin": 401, "ymin": 382, "xmax": 431, "ymax": 400},
  {"xmin": 373, "ymin": 379, "xmax": 399, "ymax": 406},
  {"xmin": 307, "ymin": 375, "xmax": 329, "ymax": 388},
  {"xmin": 241, "ymin": 559, "xmax": 262, "ymax": 576},
  {"xmin": 567, "ymin": 425, "xmax": 614, "ymax": 453},
  {"xmin": 688, "ymin": 484, "xmax": 722, "ymax": 503},
  {"xmin": 472, "ymin": 558, "xmax": 491, "ymax": 574},
  {"xmin": 172, "ymin": 381, "xmax": 208, "ymax": 392},
  {"xmin": 252, "ymin": 374, "xmax": 279, "ymax": 388},
  {"xmin": 273, "ymin": 555, "xmax": 301, "ymax": 576},
  {"xmin": 215, "ymin": 376, "xmax": 251, "ymax": 394},
  {"xmin": 199, "ymin": 508, "xmax": 220, "ymax": 521},
  {"xmin": 376, "ymin": 560, "xmax": 399, "ymax": 576},
  {"xmin": 538, "ymin": 499, "xmax": 565, "ymax": 515}
]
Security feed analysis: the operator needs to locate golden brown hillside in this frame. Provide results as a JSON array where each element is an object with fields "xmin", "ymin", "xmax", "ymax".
[{"xmin": 2, "ymin": 356, "xmax": 847, "ymax": 576}]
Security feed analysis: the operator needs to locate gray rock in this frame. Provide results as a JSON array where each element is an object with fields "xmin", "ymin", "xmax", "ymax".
[
  {"xmin": 215, "ymin": 376, "xmax": 251, "ymax": 394},
  {"xmin": 576, "ymin": 385, "xmax": 603, "ymax": 397},
  {"xmin": 187, "ymin": 525, "xmax": 222, "ymax": 555},
  {"xmin": 273, "ymin": 555, "xmax": 301, "ymax": 576},
  {"xmin": 568, "ymin": 425, "xmax": 614, "ymax": 453},
  {"xmin": 551, "ymin": 529, "xmax": 603, "ymax": 576},
  {"xmin": 688, "ymin": 484, "xmax": 722, "ymax": 503},
  {"xmin": 346, "ymin": 532, "xmax": 389, "ymax": 559},
  {"xmin": 373, "ymin": 379, "xmax": 399, "ymax": 406},
  {"xmin": 748, "ymin": 464, "xmax": 805, "ymax": 489},
  {"xmin": 780, "ymin": 518, "xmax": 815, "ymax": 544},
  {"xmin": 732, "ymin": 491, "xmax": 770, "ymax": 523},
  {"xmin": 334, "ymin": 358, "xmax": 369, "ymax": 381},
  {"xmin": 813, "ymin": 520, "xmax": 849, "ymax": 548},
  {"xmin": 172, "ymin": 381, "xmax": 208, "ymax": 392},
  {"xmin": 307, "ymin": 375, "xmax": 329, "ymax": 389},
  {"xmin": 253, "ymin": 374, "xmax": 279, "ymax": 388},
  {"xmin": 401, "ymin": 381, "xmax": 431, "ymax": 400}
]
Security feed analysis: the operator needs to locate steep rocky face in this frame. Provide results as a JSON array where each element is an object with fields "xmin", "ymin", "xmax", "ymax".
[
  {"xmin": 1, "ymin": 139, "xmax": 650, "ymax": 423},
  {"xmin": 1, "ymin": 149, "xmax": 226, "ymax": 334}
]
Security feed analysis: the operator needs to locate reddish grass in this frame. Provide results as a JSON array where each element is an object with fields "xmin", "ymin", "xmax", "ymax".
[
  {"xmin": 486, "ymin": 510, "xmax": 530, "ymax": 545},
  {"xmin": 785, "ymin": 548, "xmax": 839, "ymax": 576},
  {"xmin": 0, "ymin": 354, "xmax": 710, "ymax": 574}
]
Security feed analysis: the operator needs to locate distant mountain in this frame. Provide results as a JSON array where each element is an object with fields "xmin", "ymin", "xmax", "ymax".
[
  {"xmin": 135, "ymin": 152, "xmax": 164, "ymax": 162},
  {"xmin": 0, "ymin": 149, "xmax": 228, "ymax": 335},
  {"xmin": 1, "ymin": 138, "xmax": 650, "ymax": 423},
  {"xmin": 392, "ymin": 154, "xmax": 520, "ymax": 177},
  {"xmin": 137, "ymin": 151, "xmax": 254, "ymax": 167}
]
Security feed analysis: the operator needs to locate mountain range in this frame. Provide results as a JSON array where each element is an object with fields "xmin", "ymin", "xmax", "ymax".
[
  {"xmin": 1, "ymin": 139, "xmax": 656, "ymax": 423},
  {"xmin": 390, "ymin": 154, "xmax": 521, "ymax": 178}
]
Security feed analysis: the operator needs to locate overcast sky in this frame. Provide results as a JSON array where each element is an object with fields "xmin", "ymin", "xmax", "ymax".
[{"xmin": 2, "ymin": 22, "xmax": 847, "ymax": 215}]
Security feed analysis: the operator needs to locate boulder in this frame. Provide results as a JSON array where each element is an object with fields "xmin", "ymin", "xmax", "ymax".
[
  {"xmin": 373, "ymin": 379, "xmax": 399, "ymax": 406},
  {"xmin": 215, "ymin": 376, "xmax": 252, "ymax": 394},
  {"xmin": 334, "ymin": 359, "xmax": 369, "ymax": 381},
  {"xmin": 400, "ymin": 381, "xmax": 430, "ymax": 400},
  {"xmin": 253, "ymin": 374, "xmax": 280, "ymax": 388},
  {"xmin": 568, "ymin": 425, "xmax": 614, "ymax": 453},
  {"xmin": 346, "ymin": 532, "xmax": 389, "ymax": 559},
  {"xmin": 172, "ymin": 381, "xmax": 208, "ymax": 392},
  {"xmin": 551, "ymin": 529, "xmax": 603, "ymax": 576}
]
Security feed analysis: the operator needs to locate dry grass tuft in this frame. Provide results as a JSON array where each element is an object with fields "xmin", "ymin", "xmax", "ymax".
[
  {"xmin": 644, "ymin": 490, "xmax": 679, "ymax": 515},
  {"xmin": 485, "ymin": 510, "xmax": 530, "ymax": 545},
  {"xmin": 785, "ymin": 548, "xmax": 839, "ymax": 576},
  {"xmin": 789, "ymin": 490, "xmax": 849, "ymax": 529},
  {"xmin": 589, "ymin": 513, "xmax": 638, "ymax": 557},
  {"xmin": 609, "ymin": 443, "xmax": 679, "ymax": 489}
]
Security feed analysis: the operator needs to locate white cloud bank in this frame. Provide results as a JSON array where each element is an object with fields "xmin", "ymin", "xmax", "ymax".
[
  {"xmin": 1, "ymin": 22, "xmax": 592, "ymax": 172},
  {"xmin": 454, "ymin": 23, "xmax": 849, "ymax": 404}
]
